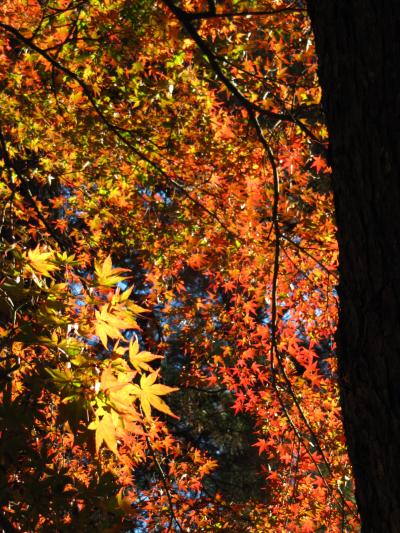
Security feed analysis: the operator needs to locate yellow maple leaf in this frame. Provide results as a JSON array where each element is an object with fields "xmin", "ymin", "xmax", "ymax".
[
  {"xmin": 116, "ymin": 490, "xmax": 136, "ymax": 516},
  {"xmin": 128, "ymin": 338, "xmax": 162, "ymax": 373},
  {"xmin": 111, "ymin": 288, "xmax": 150, "ymax": 317},
  {"xmin": 94, "ymin": 255, "xmax": 130, "ymax": 287},
  {"xmin": 95, "ymin": 412, "xmax": 118, "ymax": 455},
  {"xmin": 100, "ymin": 365, "xmax": 134, "ymax": 394},
  {"xmin": 94, "ymin": 304, "xmax": 138, "ymax": 348},
  {"xmin": 100, "ymin": 365, "xmax": 138, "ymax": 415},
  {"xmin": 111, "ymin": 285, "xmax": 133, "ymax": 305},
  {"xmin": 24, "ymin": 246, "xmax": 59, "ymax": 278},
  {"xmin": 133, "ymin": 371, "xmax": 179, "ymax": 420},
  {"xmin": 127, "ymin": 301, "xmax": 148, "ymax": 315}
]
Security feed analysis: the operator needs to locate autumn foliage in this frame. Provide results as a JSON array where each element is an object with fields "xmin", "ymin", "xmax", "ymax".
[{"xmin": 0, "ymin": 0, "xmax": 359, "ymax": 531}]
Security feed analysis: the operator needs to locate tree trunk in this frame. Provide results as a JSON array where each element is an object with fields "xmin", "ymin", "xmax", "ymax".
[{"xmin": 307, "ymin": 1, "xmax": 400, "ymax": 531}]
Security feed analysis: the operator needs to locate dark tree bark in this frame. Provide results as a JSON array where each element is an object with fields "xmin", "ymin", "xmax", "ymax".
[{"xmin": 307, "ymin": 1, "xmax": 400, "ymax": 531}]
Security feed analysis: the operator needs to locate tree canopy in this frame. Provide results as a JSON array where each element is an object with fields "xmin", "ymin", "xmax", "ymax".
[{"xmin": 0, "ymin": 1, "xmax": 359, "ymax": 531}]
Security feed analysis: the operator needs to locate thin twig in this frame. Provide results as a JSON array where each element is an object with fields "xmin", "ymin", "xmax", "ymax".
[
  {"xmin": 144, "ymin": 429, "xmax": 183, "ymax": 532},
  {"xmin": 281, "ymin": 233, "xmax": 338, "ymax": 280}
]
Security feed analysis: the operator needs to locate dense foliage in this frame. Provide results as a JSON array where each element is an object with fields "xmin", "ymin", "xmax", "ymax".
[{"xmin": 0, "ymin": 0, "xmax": 359, "ymax": 530}]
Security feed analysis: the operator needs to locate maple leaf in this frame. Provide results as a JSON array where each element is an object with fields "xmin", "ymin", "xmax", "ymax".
[
  {"xmin": 116, "ymin": 490, "xmax": 136, "ymax": 516},
  {"xmin": 132, "ymin": 371, "xmax": 179, "ymax": 420},
  {"xmin": 24, "ymin": 246, "xmax": 59, "ymax": 278},
  {"xmin": 300, "ymin": 517, "xmax": 315, "ymax": 533},
  {"xmin": 187, "ymin": 253, "xmax": 205, "ymax": 270},
  {"xmin": 198, "ymin": 459, "xmax": 219, "ymax": 477},
  {"xmin": 99, "ymin": 365, "xmax": 140, "ymax": 417},
  {"xmin": 311, "ymin": 155, "xmax": 326, "ymax": 173},
  {"xmin": 94, "ymin": 412, "xmax": 118, "ymax": 455},
  {"xmin": 100, "ymin": 365, "xmax": 135, "ymax": 395},
  {"xmin": 94, "ymin": 304, "xmax": 138, "ymax": 348},
  {"xmin": 243, "ymin": 299, "xmax": 258, "ymax": 316},
  {"xmin": 94, "ymin": 255, "xmax": 130, "ymax": 286},
  {"xmin": 253, "ymin": 438, "xmax": 268, "ymax": 455},
  {"xmin": 302, "ymin": 357, "xmax": 322, "ymax": 387},
  {"xmin": 127, "ymin": 300, "xmax": 149, "ymax": 315},
  {"xmin": 128, "ymin": 337, "xmax": 162, "ymax": 373},
  {"xmin": 45, "ymin": 367, "xmax": 73, "ymax": 385}
]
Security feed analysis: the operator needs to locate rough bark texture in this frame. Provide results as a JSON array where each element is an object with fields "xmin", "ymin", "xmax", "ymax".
[{"xmin": 307, "ymin": 1, "xmax": 400, "ymax": 531}]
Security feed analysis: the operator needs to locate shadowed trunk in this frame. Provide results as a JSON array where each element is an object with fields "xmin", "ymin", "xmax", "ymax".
[{"xmin": 307, "ymin": 1, "xmax": 400, "ymax": 531}]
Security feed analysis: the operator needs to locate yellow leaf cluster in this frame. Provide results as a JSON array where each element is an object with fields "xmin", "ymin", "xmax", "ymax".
[
  {"xmin": 91, "ymin": 362, "xmax": 178, "ymax": 455},
  {"xmin": 23, "ymin": 246, "xmax": 59, "ymax": 278},
  {"xmin": 94, "ymin": 303, "xmax": 138, "ymax": 348},
  {"xmin": 94, "ymin": 255, "xmax": 130, "ymax": 287}
]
